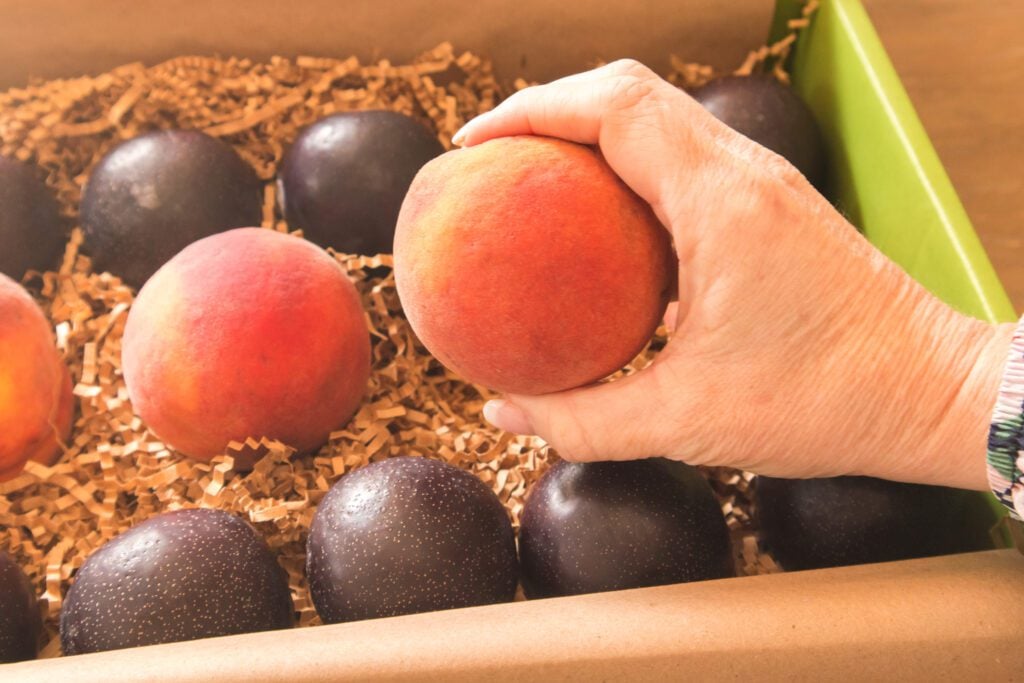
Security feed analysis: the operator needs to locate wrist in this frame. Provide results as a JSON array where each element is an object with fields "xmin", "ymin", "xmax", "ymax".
[
  {"xmin": 958, "ymin": 320, "xmax": 1015, "ymax": 488},
  {"xmin": 856, "ymin": 287, "xmax": 1012, "ymax": 490}
]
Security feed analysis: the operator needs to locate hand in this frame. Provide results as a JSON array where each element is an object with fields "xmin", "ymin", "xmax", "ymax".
[{"xmin": 455, "ymin": 60, "xmax": 1011, "ymax": 491}]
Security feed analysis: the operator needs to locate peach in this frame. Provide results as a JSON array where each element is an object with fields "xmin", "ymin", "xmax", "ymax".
[
  {"xmin": 121, "ymin": 228, "xmax": 371, "ymax": 461},
  {"xmin": 0, "ymin": 274, "xmax": 72, "ymax": 480},
  {"xmin": 394, "ymin": 136, "xmax": 674, "ymax": 395}
]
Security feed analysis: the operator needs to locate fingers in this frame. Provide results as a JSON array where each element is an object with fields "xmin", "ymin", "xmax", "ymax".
[
  {"xmin": 451, "ymin": 68, "xmax": 599, "ymax": 145},
  {"xmin": 454, "ymin": 60, "xmax": 711, "ymax": 237},
  {"xmin": 453, "ymin": 79, "xmax": 603, "ymax": 147},
  {"xmin": 663, "ymin": 301, "xmax": 680, "ymax": 330},
  {"xmin": 453, "ymin": 59, "xmax": 674, "ymax": 147},
  {"xmin": 482, "ymin": 360, "xmax": 681, "ymax": 463}
]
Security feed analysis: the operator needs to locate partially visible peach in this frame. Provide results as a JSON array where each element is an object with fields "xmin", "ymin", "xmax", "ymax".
[
  {"xmin": 394, "ymin": 136, "xmax": 674, "ymax": 395},
  {"xmin": 121, "ymin": 228, "xmax": 371, "ymax": 461},
  {"xmin": 0, "ymin": 274, "xmax": 72, "ymax": 480}
]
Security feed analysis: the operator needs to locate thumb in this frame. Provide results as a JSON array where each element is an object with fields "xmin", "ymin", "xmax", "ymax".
[{"xmin": 482, "ymin": 363, "xmax": 677, "ymax": 462}]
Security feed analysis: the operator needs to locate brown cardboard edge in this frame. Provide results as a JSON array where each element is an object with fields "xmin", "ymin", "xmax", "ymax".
[
  {"xmin": 0, "ymin": 0, "xmax": 775, "ymax": 88},
  {"xmin": 2, "ymin": 2, "xmax": 1021, "ymax": 680},
  {"xmin": 6, "ymin": 549, "xmax": 1024, "ymax": 681}
]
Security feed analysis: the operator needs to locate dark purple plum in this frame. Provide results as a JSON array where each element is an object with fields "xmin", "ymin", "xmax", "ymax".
[
  {"xmin": 692, "ymin": 75, "xmax": 826, "ymax": 189},
  {"xmin": 755, "ymin": 475, "xmax": 999, "ymax": 571},
  {"xmin": 307, "ymin": 456, "xmax": 517, "ymax": 623},
  {"xmin": 60, "ymin": 508, "xmax": 293, "ymax": 655},
  {"xmin": 0, "ymin": 552, "xmax": 41, "ymax": 663},
  {"xmin": 0, "ymin": 156, "xmax": 65, "ymax": 280},
  {"xmin": 278, "ymin": 111, "xmax": 445, "ymax": 255},
  {"xmin": 81, "ymin": 130, "xmax": 262, "ymax": 288},
  {"xmin": 519, "ymin": 459, "xmax": 734, "ymax": 599}
]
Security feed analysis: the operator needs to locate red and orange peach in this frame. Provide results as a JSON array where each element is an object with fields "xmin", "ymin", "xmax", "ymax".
[
  {"xmin": 394, "ymin": 136, "xmax": 675, "ymax": 395},
  {"xmin": 0, "ymin": 274, "xmax": 72, "ymax": 480},
  {"xmin": 121, "ymin": 228, "xmax": 371, "ymax": 461}
]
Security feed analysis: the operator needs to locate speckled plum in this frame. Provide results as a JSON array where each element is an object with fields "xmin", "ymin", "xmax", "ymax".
[
  {"xmin": 60, "ymin": 508, "xmax": 294, "ymax": 654},
  {"xmin": 0, "ymin": 156, "xmax": 65, "ymax": 280},
  {"xmin": 0, "ymin": 552, "xmax": 41, "ymax": 663},
  {"xmin": 81, "ymin": 129, "xmax": 262, "ymax": 288},
  {"xmin": 279, "ymin": 111, "xmax": 445, "ymax": 255},
  {"xmin": 691, "ymin": 75, "xmax": 826, "ymax": 190},
  {"xmin": 755, "ymin": 476, "xmax": 999, "ymax": 571},
  {"xmin": 519, "ymin": 459, "xmax": 734, "ymax": 599},
  {"xmin": 307, "ymin": 456, "xmax": 518, "ymax": 623}
]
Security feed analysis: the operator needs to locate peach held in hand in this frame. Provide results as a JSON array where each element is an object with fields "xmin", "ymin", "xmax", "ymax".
[
  {"xmin": 394, "ymin": 136, "xmax": 674, "ymax": 395},
  {"xmin": 0, "ymin": 274, "xmax": 72, "ymax": 480},
  {"xmin": 122, "ymin": 228, "xmax": 371, "ymax": 461}
]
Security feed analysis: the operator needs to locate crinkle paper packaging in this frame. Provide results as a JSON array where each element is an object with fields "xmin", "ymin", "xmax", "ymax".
[{"xmin": 0, "ymin": 6, "xmax": 816, "ymax": 655}]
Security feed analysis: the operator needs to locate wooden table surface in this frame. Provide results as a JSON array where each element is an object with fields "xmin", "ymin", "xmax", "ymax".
[{"xmin": 863, "ymin": 0, "xmax": 1024, "ymax": 313}]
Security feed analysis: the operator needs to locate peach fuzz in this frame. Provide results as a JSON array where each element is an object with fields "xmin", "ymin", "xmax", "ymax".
[
  {"xmin": 0, "ymin": 274, "xmax": 73, "ymax": 480},
  {"xmin": 394, "ymin": 136, "xmax": 675, "ymax": 395},
  {"xmin": 121, "ymin": 228, "xmax": 371, "ymax": 461}
]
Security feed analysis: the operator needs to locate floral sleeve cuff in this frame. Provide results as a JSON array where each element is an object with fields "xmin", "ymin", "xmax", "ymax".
[{"xmin": 987, "ymin": 324, "xmax": 1024, "ymax": 521}]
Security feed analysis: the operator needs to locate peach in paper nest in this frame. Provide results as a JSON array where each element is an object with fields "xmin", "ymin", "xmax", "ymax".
[
  {"xmin": 121, "ymin": 228, "xmax": 371, "ymax": 461},
  {"xmin": 0, "ymin": 274, "xmax": 73, "ymax": 480},
  {"xmin": 394, "ymin": 135, "xmax": 675, "ymax": 395}
]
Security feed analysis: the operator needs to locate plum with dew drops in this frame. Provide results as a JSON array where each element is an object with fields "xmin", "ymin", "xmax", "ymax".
[
  {"xmin": 754, "ymin": 475, "xmax": 998, "ymax": 571},
  {"xmin": 519, "ymin": 459, "xmax": 734, "ymax": 599},
  {"xmin": 307, "ymin": 456, "xmax": 518, "ymax": 623},
  {"xmin": 692, "ymin": 75, "xmax": 826, "ymax": 190},
  {"xmin": 279, "ymin": 111, "xmax": 445, "ymax": 255},
  {"xmin": 60, "ymin": 508, "xmax": 294, "ymax": 654},
  {"xmin": 0, "ymin": 552, "xmax": 41, "ymax": 663},
  {"xmin": 81, "ymin": 129, "xmax": 262, "ymax": 288},
  {"xmin": 0, "ymin": 156, "xmax": 65, "ymax": 280}
]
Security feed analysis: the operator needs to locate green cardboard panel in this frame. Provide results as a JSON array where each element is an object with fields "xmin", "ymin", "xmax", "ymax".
[
  {"xmin": 774, "ymin": 0, "xmax": 1016, "ymax": 323},
  {"xmin": 772, "ymin": 0, "xmax": 1015, "ymax": 532}
]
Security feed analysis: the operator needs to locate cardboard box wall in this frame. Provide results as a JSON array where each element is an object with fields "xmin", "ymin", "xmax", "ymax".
[{"xmin": 1, "ymin": 0, "xmax": 1023, "ymax": 679}]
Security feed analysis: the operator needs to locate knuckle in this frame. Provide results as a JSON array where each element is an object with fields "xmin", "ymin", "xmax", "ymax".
[
  {"xmin": 605, "ymin": 58, "xmax": 655, "ymax": 80},
  {"xmin": 609, "ymin": 73, "xmax": 657, "ymax": 111}
]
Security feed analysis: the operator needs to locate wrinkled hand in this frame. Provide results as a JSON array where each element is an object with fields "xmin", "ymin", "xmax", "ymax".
[{"xmin": 455, "ymin": 60, "xmax": 1009, "ymax": 491}]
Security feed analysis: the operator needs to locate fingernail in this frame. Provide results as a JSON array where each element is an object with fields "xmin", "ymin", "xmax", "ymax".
[
  {"xmin": 483, "ymin": 399, "xmax": 533, "ymax": 434},
  {"xmin": 451, "ymin": 127, "xmax": 468, "ymax": 147}
]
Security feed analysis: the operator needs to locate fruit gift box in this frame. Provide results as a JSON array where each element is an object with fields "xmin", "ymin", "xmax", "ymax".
[{"xmin": 1, "ymin": 0, "xmax": 1023, "ymax": 680}]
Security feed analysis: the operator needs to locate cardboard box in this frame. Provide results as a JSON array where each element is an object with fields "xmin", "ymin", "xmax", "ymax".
[
  {"xmin": 4, "ymin": 550, "xmax": 1024, "ymax": 681},
  {"xmin": 2, "ymin": 0, "xmax": 1022, "ymax": 679}
]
